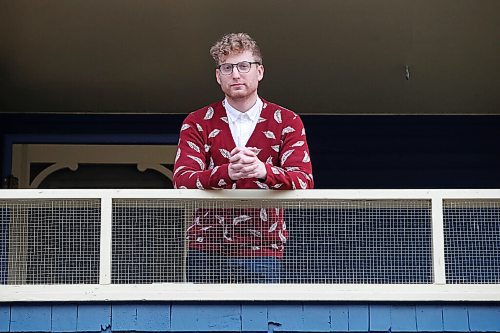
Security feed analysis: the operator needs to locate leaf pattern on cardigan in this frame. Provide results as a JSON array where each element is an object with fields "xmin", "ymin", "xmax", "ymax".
[
  {"xmin": 263, "ymin": 130, "xmax": 276, "ymax": 139},
  {"xmin": 187, "ymin": 155, "xmax": 204, "ymax": 170},
  {"xmin": 219, "ymin": 148, "xmax": 231, "ymax": 159},
  {"xmin": 291, "ymin": 140, "xmax": 304, "ymax": 147},
  {"xmin": 204, "ymin": 106, "xmax": 214, "ymax": 120},
  {"xmin": 274, "ymin": 109, "xmax": 282, "ymax": 123},
  {"xmin": 208, "ymin": 129, "xmax": 221, "ymax": 138},
  {"xmin": 282, "ymin": 126, "xmax": 295, "ymax": 135},
  {"xmin": 281, "ymin": 149, "xmax": 294, "ymax": 165},
  {"xmin": 187, "ymin": 141, "xmax": 200, "ymax": 153}
]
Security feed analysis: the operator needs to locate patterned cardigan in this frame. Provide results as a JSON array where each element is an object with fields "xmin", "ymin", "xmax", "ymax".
[{"xmin": 173, "ymin": 99, "xmax": 313, "ymax": 257}]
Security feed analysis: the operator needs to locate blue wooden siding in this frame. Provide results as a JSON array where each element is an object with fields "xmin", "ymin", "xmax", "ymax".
[
  {"xmin": 1, "ymin": 303, "xmax": 500, "ymax": 332},
  {"xmin": 51, "ymin": 305, "xmax": 78, "ymax": 332},
  {"xmin": 0, "ymin": 306, "xmax": 9, "ymax": 332}
]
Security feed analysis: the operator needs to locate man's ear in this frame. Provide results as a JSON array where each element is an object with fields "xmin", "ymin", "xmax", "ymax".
[
  {"xmin": 216, "ymin": 69, "xmax": 222, "ymax": 85},
  {"xmin": 258, "ymin": 65, "xmax": 264, "ymax": 81}
]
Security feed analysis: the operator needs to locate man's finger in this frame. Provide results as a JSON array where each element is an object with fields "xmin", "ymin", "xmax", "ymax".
[
  {"xmin": 247, "ymin": 147, "xmax": 260, "ymax": 154},
  {"xmin": 231, "ymin": 155, "xmax": 255, "ymax": 165},
  {"xmin": 241, "ymin": 148, "xmax": 257, "ymax": 157},
  {"xmin": 240, "ymin": 164, "xmax": 258, "ymax": 173},
  {"xmin": 230, "ymin": 147, "xmax": 243, "ymax": 156},
  {"xmin": 229, "ymin": 154, "xmax": 240, "ymax": 163}
]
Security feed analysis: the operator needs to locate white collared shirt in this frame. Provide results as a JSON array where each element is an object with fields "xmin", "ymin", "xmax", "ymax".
[{"xmin": 224, "ymin": 97, "xmax": 263, "ymax": 148}]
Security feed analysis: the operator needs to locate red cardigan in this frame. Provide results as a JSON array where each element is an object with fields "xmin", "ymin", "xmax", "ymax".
[{"xmin": 173, "ymin": 99, "xmax": 313, "ymax": 257}]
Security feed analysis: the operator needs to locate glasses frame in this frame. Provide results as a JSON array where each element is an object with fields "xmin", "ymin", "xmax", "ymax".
[{"xmin": 216, "ymin": 61, "xmax": 262, "ymax": 75}]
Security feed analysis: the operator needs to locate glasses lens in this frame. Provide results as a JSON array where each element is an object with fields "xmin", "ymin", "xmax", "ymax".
[
  {"xmin": 220, "ymin": 64, "xmax": 233, "ymax": 74},
  {"xmin": 237, "ymin": 62, "xmax": 251, "ymax": 73}
]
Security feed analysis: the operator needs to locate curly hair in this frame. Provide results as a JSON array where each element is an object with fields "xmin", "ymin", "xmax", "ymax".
[{"xmin": 210, "ymin": 32, "xmax": 262, "ymax": 65}]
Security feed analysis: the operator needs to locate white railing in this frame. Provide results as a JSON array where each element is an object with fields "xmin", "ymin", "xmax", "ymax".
[{"xmin": 0, "ymin": 188, "xmax": 499, "ymax": 302}]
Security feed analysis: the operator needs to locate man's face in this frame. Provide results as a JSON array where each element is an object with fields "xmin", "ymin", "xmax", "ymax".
[{"xmin": 216, "ymin": 50, "xmax": 264, "ymax": 102}]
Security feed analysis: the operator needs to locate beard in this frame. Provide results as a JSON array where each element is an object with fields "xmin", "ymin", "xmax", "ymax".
[{"xmin": 223, "ymin": 83, "xmax": 257, "ymax": 101}]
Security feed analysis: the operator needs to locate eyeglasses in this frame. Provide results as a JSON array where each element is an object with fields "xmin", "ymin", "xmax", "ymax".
[{"xmin": 217, "ymin": 61, "xmax": 261, "ymax": 75}]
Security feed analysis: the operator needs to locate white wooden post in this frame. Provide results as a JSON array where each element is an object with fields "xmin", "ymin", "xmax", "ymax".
[
  {"xmin": 99, "ymin": 195, "xmax": 113, "ymax": 285},
  {"xmin": 431, "ymin": 195, "xmax": 447, "ymax": 285}
]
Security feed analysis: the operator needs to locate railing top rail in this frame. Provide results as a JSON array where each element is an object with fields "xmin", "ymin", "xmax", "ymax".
[
  {"xmin": 1, "ymin": 188, "xmax": 500, "ymax": 200},
  {"xmin": 2, "ymin": 284, "xmax": 500, "ymax": 302}
]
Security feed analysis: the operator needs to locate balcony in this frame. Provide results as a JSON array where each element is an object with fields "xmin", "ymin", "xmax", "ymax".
[{"xmin": 1, "ymin": 189, "xmax": 499, "ymax": 302}]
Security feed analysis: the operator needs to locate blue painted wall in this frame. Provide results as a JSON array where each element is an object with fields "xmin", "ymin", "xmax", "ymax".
[{"xmin": 1, "ymin": 302, "xmax": 500, "ymax": 332}]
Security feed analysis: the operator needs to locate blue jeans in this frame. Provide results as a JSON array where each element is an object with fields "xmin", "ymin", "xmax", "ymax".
[{"xmin": 187, "ymin": 250, "xmax": 281, "ymax": 284}]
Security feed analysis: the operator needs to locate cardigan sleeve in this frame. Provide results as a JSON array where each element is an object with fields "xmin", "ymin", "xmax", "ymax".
[
  {"xmin": 172, "ymin": 114, "xmax": 234, "ymax": 190},
  {"xmin": 263, "ymin": 113, "xmax": 314, "ymax": 190}
]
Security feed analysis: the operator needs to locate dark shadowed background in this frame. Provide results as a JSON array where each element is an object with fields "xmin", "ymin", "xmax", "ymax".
[{"xmin": 1, "ymin": 0, "xmax": 499, "ymax": 114}]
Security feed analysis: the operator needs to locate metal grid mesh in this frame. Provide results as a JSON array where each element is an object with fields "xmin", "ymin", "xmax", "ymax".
[
  {"xmin": 283, "ymin": 200, "xmax": 432, "ymax": 284},
  {"xmin": 444, "ymin": 200, "xmax": 500, "ymax": 284},
  {"xmin": 0, "ymin": 199, "xmax": 100, "ymax": 285},
  {"xmin": 111, "ymin": 199, "xmax": 432, "ymax": 284},
  {"xmin": 112, "ymin": 199, "xmax": 185, "ymax": 284}
]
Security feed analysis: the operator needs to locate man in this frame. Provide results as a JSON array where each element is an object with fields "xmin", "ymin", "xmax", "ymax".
[{"xmin": 173, "ymin": 33, "xmax": 313, "ymax": 283}]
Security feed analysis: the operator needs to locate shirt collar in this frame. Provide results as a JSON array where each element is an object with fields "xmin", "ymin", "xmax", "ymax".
[{"xmin": 224, "ymin": 97, "xmax": 263, "ymax": 122}]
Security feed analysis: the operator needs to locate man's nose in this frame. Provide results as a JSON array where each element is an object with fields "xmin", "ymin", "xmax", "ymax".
[{"xmin": 231, "ymin": 66, "xmax": 241, "ymax": 78}]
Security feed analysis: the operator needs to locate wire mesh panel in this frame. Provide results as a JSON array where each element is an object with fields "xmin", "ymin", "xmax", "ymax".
[
  {"xmin": 0, "ymin": 199, "xmax": 100, "ymax": 285},
  {"xmin": 112, "ymin": 199, "xmax": 186, "ymax": 284},
  {"xmin": 282, "ymin": 199, "xmax": 432, "ymax": 284},
  {"xmin": 111, "ymin": 198, "xmax": 432, "ymax": 284},
  {"xmin": 444, "ymin": 200, "xmax": 500, "ymax": 284}
]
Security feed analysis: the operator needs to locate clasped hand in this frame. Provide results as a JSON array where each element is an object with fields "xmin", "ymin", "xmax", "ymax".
[{"xmin": 228, "ymin": 147, "xmax": 267, "ymax": 181}]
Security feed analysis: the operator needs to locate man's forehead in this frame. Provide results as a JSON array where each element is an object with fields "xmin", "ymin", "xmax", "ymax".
[{"xmin": 220, "ymin": 50, "xmax": 253, "ymax": 63}]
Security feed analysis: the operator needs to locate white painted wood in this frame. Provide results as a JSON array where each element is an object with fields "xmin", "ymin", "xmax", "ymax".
[
  {"xmin": 1, "ymin": 188, "xmax": 500, "ymax": 200},
  {"xmin": 10, "ymin": 144, "xmax": 178, "ymax": 188},
  {"xmin": 431, "ymin": 196, "xmax": 447, "ymax": 284},
  {"xmin": 99, "ymin": 195, "xmax": 113, "ymax": 285},
  {"xmin": 1, "ymin": 283, "xmax": 500, "ymax": 302}
]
